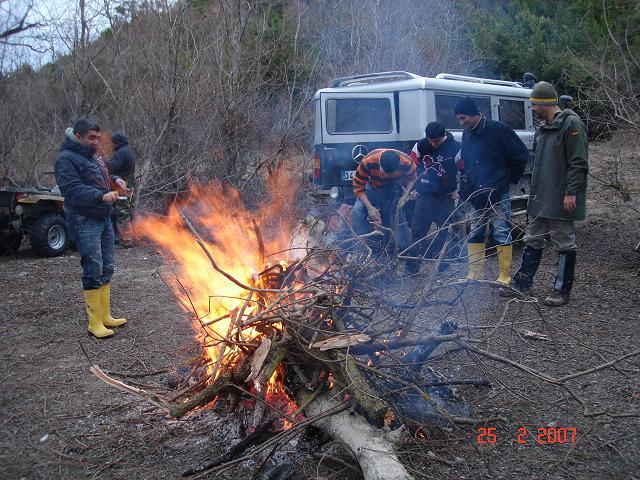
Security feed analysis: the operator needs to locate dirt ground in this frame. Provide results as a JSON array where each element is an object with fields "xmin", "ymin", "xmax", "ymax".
[{"xmin": 1, "ymin": 139, "xmax": 639, "ymax": 480}]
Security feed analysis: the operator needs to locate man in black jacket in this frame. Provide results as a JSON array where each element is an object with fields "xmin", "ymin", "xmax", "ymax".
[
  {"xmin": 405, "ymin": 122, "xmax": 461, "ymax": 275},
  {"xmin": 54, "ymin": 119, "xmax": 128, "ymax": 338},
  {"xmin": 105, "ymin": 133, "xmax": 136, "ymax": 245},
  {"xmin": 455, "ymin": 97, "xmax": 528, "ymax": 285}
]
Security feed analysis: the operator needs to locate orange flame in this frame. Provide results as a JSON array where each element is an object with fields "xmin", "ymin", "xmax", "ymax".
[{"xmin": 133, "ymin": 175, "xmax": 298, "ymax": 376}]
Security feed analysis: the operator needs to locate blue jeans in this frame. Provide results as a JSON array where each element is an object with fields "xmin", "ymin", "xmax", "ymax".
[
  {"xmin": 351, "ymin": 184, "xmax": 401, "ymax": 253},
  {"xmin": 468, "ymin": 189, "xmax": 512, "ymax": 245},
  {"xmin": 66, "ymin": 213, "xmax": 115, "ymax": 290}
]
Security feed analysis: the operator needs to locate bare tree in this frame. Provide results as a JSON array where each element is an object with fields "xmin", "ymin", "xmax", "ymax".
[{"xmin": 0, "ymin": 0, "xmax": 42, "ymax": 44}]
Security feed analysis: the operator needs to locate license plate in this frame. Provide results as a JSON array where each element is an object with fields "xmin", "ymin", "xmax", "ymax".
[{"xmin": 341, "ymin": 170, "xmax": 356, "ymax": 181}]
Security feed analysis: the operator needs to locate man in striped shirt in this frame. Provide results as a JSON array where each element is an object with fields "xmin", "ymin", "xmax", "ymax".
[{"xmin": 351, "ymin": 149, "xmax": 416, "ymax": 252}]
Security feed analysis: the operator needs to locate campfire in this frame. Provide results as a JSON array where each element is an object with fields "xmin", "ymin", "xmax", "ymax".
[
  {"xmin": 90, "ymin": 174, "xmax": 480, "ymax": 480},
  {"xmin": 83, "ymin": 172, "xmax": 640, "ymax": 480}
]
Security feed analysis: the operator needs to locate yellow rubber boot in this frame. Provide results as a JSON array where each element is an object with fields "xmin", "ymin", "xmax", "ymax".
[
  {"xmin": 467, "ymin": 243, "xmax": 486, "ymax": 280},
  {"xmin": 100, "ymin": 284, "xmax": 127, "ymax": 327},
  {"xmin": 496, "ymin": 245, "xmax": 513, "ymax": 285},
  {"xmin": 83, "ymin": 289, "xmax": 114, "ymax": 338}
]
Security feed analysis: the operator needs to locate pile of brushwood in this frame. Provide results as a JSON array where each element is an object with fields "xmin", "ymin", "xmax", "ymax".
[{"xmin": 90, "ymin": 214, "xmax": 639, "ymax": 480}]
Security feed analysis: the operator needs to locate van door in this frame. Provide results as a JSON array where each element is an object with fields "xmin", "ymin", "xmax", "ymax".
[{"xmin": 318, "ymin": 92, "xmax": 398, "ymax": 198}]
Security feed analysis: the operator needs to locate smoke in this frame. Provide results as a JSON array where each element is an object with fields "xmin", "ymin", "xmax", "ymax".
[{"xmin": 304, "ymin": 0, "xmax": 479, "ymax": 80}]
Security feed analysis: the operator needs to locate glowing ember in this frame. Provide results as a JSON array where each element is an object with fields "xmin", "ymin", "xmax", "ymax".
[{"xmin": 266, "ymin": 367, "xmax": 301, "ymax": 430}]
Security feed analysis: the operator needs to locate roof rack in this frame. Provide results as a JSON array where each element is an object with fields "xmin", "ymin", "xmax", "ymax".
[
  {"xmin": 330, "ymin": 71, "xmax": 420, "ymax": 88},
  {"xmin": 435, "ymin": 73, "xmax": 523, "ymax": 88}
]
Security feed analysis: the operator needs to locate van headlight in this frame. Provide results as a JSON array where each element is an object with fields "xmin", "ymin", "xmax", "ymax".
[{"xmin": 329, "ymin": 186, "xmax": 339, "ymax": 199}]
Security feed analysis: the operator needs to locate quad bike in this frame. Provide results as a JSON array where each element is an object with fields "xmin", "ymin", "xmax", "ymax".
[{"xmin": 0, "ymin": 186, "xmax": 70, "ymax": 257}]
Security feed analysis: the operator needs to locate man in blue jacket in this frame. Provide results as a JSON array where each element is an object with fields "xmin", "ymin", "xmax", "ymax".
[
  {"xmin": 405, "ymin": 122, "xmax": 461, "ymax": 275},
  {"xmin": 455, "ymin": 97, "xmax": 528, "ymax": 285},
  {"xmin": 54, "ymin": 119, "xmax": 128, "ymax": 338}
]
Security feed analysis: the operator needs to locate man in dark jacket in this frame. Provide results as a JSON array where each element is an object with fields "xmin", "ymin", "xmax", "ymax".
[
  {"xmin": 405, "ymin": 122, "xmax": 461, "ymax": 275},
  {"xmin": 105, "ymin": 133, "xmax": 136, "ymax": 245},
  {"xmin": 455, "ymin": 97, "xmax": 528, "ymax": 284},
  {"xmin": 54, "ymin": 119, "xmax": 128, "ymax": 338},
  {"xmin": 501, "ymin": 82, "xmax": 588, "ymax": 306}
]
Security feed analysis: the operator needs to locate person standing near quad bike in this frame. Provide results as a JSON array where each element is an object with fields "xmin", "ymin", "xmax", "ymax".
[
  {"xmin": 54, "ymin": 119, "xmax": 128, "ymax": 338},
  {"xmin": 501, "ymin": 81, "xmax": 588, "ymax": 306},
  {"xmin": 105, "ymin": 132, "xmax": 136, "ymax": 247}
]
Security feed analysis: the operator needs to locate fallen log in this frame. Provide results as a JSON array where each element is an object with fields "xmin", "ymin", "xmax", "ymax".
[{"xmin": 305, "ymin": 394, "xmax": 414, "ymax": 480}]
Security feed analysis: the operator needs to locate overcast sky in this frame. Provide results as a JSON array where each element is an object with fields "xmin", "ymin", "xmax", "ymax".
[{"xmin": 1, "ymin": 0, "xmax": 112, "ymax": 70}]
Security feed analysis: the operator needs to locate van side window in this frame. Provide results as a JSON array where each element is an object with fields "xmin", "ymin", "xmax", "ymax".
[
  {"xmin": 499, "ymin": 99, "xmax": 526, "ymax": 130},
  {"xmin": 326, "ymin": 98, "xmax": 392, "ymax": 134},
  {"xmin": 435, "ymin": 94, "xmax": 491, "ymax": 129}
]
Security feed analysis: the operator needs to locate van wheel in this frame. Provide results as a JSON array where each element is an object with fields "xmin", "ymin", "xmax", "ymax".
[
  {"xmin": 31, "ymin": 214, "xmax": 69, "ymax": 257},
  {"xmin": 0, "ymin": 231, "xmax": 22, "ymax": 255}
]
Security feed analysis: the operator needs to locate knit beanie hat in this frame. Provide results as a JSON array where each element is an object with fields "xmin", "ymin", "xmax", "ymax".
[
  {"xmin": 454, "ymin": 97, "xmax": 480, "ymax": 116},
  {"xmin": 530, "ymin": 81, "xmax": 558, "ymax": 105},
  {"xmin": 425, "ymin": 121, "xmax": 446, "ymax": 139}
]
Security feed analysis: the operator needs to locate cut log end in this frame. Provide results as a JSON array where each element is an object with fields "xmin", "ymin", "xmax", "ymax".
[{"xmin": 305, "ymin": 394, "xmax": 414, "ymax": 480}]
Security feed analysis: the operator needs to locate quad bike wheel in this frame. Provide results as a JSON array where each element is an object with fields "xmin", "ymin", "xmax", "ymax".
[{"xmin": 30, "ymin": 214, "xmax": 69, "ymax": 257}]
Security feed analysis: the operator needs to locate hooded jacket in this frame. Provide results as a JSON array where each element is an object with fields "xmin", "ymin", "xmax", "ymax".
[
  {"xmin": 410, "ymin": 132, "xmax": 461, "ymax": 195},
  {"xmin": 460, "ymin": 116, "xmax": 528, "ymax": 198},
  {"xmin": 527, "ymin": 109, "xmax": 588, "ymax": 220},
  {"xmin": 106, "ymin": 133, "xmax": 135, "ymax": 181},
  {"xmin": 54, "ymin": 128, "xmax": 115, "ymax": 219}
]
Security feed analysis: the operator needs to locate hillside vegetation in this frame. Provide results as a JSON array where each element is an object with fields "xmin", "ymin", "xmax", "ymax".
[{"xmin": 0, "ymin": 0, "xmax": 637, "ymax": 201}]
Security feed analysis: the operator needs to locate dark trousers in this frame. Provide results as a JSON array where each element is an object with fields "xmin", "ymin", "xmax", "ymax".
[
  {"xmin": 408, "ymin": 193, "xmax": 455, "ymax": 271},
  {"xmin": 111, "ymin": 198, "xmax": 133, "ymax": 242}
]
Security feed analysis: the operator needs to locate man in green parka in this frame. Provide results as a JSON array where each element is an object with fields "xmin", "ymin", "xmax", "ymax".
[{"xmin": 501, "ymin": 81, "xmax": 588, "ymax": 306}]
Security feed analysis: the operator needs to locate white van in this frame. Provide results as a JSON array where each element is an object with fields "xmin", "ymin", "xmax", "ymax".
[{"xmin": 312, "ymin": 71, "xmax": 535, "ymax": 213}]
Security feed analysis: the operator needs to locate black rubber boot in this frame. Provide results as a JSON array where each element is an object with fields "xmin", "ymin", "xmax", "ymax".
[
  {"xmin": 543, "ymin": 250, "xmax": 576, "ymax": 306},
  {"xmin": 499, "ymin": 246, "xmax": 543, "ymax": 297}
]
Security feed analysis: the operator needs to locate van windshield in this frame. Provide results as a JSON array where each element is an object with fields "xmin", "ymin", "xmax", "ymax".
[{"xmin": 326, "ymin": 98, "xmax": 392, "ymax": 134}]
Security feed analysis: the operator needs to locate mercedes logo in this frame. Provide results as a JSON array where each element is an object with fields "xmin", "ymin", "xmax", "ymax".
[{"xmin": 352, "ymin": 145, "xmax": 369, "ymax": 164}]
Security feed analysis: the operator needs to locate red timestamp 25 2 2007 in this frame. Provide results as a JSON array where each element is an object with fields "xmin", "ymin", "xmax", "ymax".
[{"xmin": 477, "ymin": 427, "xmax": 577, "ymax": 445}]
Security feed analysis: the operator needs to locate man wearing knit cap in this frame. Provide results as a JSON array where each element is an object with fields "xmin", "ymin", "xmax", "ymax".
[
  {"xmin": 106, "ymin": 132, "xmax": 136, "ymax": 246},
  {"xmin": 454, "ymin": 97, "xmax": 528, "ymax": 285},
  {"xmin": 501, "ymin": 81, "xmax": 588, "ymax": 306},
  {"xmin": 405, "ymin": 122, "xmax": 462, "ymax": 275}
]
